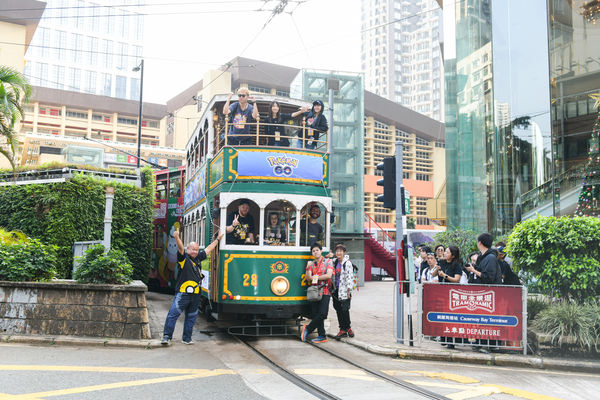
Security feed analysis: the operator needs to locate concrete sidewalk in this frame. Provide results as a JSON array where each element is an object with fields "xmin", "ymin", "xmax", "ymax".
[
  {"xmin": 2, "ymin": 281, "xmax": 599, "ymax": 373},
  {"xmin": 324, "ymin": 281, "xmax": 600, "ymax": 374}
]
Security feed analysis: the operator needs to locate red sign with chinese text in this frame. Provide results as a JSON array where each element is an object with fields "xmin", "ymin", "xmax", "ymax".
[{"xmin": 422, "ymin": 283, "xmax": 523, "ymax": 341}]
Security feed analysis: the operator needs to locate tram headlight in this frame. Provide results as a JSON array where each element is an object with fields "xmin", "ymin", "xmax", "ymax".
[{"xmin": 270, "ymin": 276, "xmax": 290, "ymax": 296}]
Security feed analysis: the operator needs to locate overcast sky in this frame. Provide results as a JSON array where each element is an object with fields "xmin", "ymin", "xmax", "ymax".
[{"xmin": 142, "ymin": 0, "xmax": 362, "ymax": 104}]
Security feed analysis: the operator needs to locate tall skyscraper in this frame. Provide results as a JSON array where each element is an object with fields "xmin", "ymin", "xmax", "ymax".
[
  {"xmin": 24, "ymin": 0, "xmax": 144, "ymax": 100},
  {"xmin": 361, "ymin": 0, "xmax": 444, "ymax": 121}
]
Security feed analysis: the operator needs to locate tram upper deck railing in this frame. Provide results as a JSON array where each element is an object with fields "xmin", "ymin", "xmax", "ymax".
[{"xmin": 216, "ymin": 120, "xmax": 328, "ymax": 153}]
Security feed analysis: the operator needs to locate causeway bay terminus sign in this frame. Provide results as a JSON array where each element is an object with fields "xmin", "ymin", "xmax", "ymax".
[
  {"xmin": 237, "ymin": 150, "xmax": 323, "ymax": 182},
  {"xmin": 422, "ymin": 284, "xmax": 523, "ymax": 341}
]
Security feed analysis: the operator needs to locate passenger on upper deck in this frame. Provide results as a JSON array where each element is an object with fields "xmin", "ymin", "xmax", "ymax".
[
  {"xmin": 222, "ymin": 88, "xmax": 259, "ymax": 146},
  {"xmin": 226, "ymin": 199, "xmax": 256, "ymax": 245},
  {"xmin": 296, "ymin": 100, "xmax": 328, "ymax": 150},
  {"xmin": 256, "ymin": 100, "xmax": 308, "ymax": 147}
]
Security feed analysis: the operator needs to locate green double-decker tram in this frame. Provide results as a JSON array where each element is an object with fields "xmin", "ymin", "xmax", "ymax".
[{"xmin": 182, "ymin": 94, "xmax": 332, "ymax": 333}]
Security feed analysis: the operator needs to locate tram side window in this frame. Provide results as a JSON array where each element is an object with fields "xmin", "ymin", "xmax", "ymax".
[
  {"xmin": 264, "ymin": 200, "xmax": 296, "ymax": 246},
  {"xmin": 156, "ymin": 180, "xmax": 167, "ymax": 200},
  {"xmin": 226, "ymin": 199, "xmax": 258, "ymax": 245},
  {"xmin": 169, "ymin": 175, "xmax": 181, "ymax": 198},
  {"xmin": 299, "ymin": 203, "xmax": 325, "ymax": 247}
]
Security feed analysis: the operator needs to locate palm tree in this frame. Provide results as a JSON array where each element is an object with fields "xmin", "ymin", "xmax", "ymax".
[{"xmin": 0, "ymin": 66, "xmax": 32, "ymax": 170}]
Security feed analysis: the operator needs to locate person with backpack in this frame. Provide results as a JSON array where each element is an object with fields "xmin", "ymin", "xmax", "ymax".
[
  {"xmin": 300, "ymin": 243, "xmax": 334, "ymax": 344},
  {"xmin": 331, "ymin": 244, "xmax": 355, "ymax": 340},
  {"xmin": 222, "ymin": 88, "xmax": 259, "ymax": 145}
]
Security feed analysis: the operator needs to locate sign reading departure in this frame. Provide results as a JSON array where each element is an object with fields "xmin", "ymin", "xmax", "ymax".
[{"xmin": 422, "ymin": 284, "xmax": 523, "ymax": 341}]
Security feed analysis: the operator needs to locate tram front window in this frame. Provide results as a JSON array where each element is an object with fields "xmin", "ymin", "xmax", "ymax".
[
  {"xmin": 226, "ymin": 199, "xmax": 257, "ymax": 245},
  {"xmin": 264, "ymin": 200, "xmax": 296, "ymax": 246},
  {"xmin": 299, "ymin": 203, "xmax": 324, "ymax": 247}
]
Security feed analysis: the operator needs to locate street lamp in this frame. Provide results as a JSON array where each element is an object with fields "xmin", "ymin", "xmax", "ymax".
[{"xmin": 132, "ymin": 59, "xmax": 144, "ymax": 169}]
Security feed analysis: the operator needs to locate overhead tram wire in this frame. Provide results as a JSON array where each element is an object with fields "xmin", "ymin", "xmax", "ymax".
[
  {"xmin": 0, "ymin": 40, "xmax": 225, "ymax": 68},
  {"xmin": 0, "ymin": 1, "xmax": 310, "ymax": 20},
  {"xmin": 247, "ymin": 1, "xmax": 455, "ymax": 71},
  {"xmin": 0, "ymin": 0, "xmax": 268, "ymax": 12}
]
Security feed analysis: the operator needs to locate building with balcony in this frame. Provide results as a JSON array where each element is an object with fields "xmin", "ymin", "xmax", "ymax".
[{"xmin": 17, "ymin": 86, "xmax": 184, "ymax": 169}]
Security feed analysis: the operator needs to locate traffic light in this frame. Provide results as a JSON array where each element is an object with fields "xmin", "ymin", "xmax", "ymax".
[{"xmin": 376, "ymin": 157, "xmax": 396, "ymax": 209}]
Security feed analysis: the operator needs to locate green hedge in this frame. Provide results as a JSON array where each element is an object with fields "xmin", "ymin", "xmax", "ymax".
[
  {"xmin": 508, "ymin": 216, "xmax": 600, "ymax": 301},
  {"xmin": 74, "ymin": 244, "xmax": 133, "ymax": 285},
  {"xmin": 0, "ymin": 238, "xmax": 57, "ymax": 282},
  {"xmin": 0, "ymin": 168, "xmax": 154, "ymax": 281}
]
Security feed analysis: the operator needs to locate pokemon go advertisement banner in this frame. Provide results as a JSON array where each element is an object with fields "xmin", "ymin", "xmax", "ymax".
[
  {"xmin": 237, "ymin": 150, "xmax": 323, "ymax": 182},
  {"xmin": 184, "ymin": 166, "xmax": 207, "ymax": 212},
  {"xmin": 422, "ymin": 284, "xmax": 523, "ymax": 341}
]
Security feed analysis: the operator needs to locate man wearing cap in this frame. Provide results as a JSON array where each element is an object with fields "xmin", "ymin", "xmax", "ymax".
[
  {"xmin": 226, "ymin": 199, "xmax": 256, "ymax": 245},
  {"xmin": 496, "ymin": 242, "xmax": 520, "ymax": 285},
  {"xmin": 295, "ymin": 100, "xmax": 328, "ymax": 149}
]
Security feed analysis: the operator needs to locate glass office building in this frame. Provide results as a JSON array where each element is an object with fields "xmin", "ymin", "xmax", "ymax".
[
  {"xmin": 444, "ymin": 0, "xmax": 600, "ymax": 233},
  {"xmin": 291, "ymin": 70, "xmax": 365, "ymax": 234}
]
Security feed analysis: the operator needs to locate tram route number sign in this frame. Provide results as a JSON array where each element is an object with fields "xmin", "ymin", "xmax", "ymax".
[{"xmin": 421, "ymin": 284, "xmax": 523, "ymax": 341}]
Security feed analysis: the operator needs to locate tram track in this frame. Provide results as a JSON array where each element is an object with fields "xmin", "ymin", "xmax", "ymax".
[
  {"xmin": 308, "ymin": 340, "xmax": 448, "ymax": 400},
  {"xmin": 234, "ymin": 335, "xmax": 448, "ymax": 400},
  {"xmin": 236, "ymin": 335, "xmax": 342, "ymax": 400}
]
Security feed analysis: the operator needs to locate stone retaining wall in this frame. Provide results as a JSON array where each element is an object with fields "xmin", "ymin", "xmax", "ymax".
[{"xmin": 0, "ymin": 280, "xmax": 151, "ymax": 339}]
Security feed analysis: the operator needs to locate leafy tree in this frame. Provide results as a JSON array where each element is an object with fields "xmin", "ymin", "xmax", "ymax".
[
  {"xmin": 0, "ymin": 66, "xmax": 31, "ymax": 170},
  {"xmin": 433, "ymin": 227, "xmax": 478, "ymax": 263},
  {"xmin": 507, "ymin": 216, "xmax": 600, "ymax": 301}
]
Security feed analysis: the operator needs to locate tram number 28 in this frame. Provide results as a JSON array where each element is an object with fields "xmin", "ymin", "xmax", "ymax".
[
  {"xmin": 243, "ymin": 274, "xmax": 258, "ymax": 287},
  {"xmin": 243, "ymin": 274, "xmax": 309, "ymax": 287}
]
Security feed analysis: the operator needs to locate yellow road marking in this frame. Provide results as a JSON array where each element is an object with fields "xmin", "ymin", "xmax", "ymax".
[
  {"xmin": 294, "ymin": 369, "xmax": 379, "ymax": 382},
  {"xmin": 406, "ymin": 380, "xmax": 563, "ymax": 400},
  {"xmin": 0, "ymin": 365, "xmax": 229, "ymax": 374},
  {"xmin": 382, "ymin": 370, "xmax": 480, "ymax": 384},
  {"xmin": 480, "ymin": 384, "xmax": 564, "ymax": 400},
  {"xmin": 0, "ymin": 394, "xmax": 42, "ymax": 400},
  {"xmin": 10, "ymin": 371, "xmax": 236, "ymax": 399}
]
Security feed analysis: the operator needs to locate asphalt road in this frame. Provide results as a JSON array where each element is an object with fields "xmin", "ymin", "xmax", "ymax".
[{"xmin": 2, "ymin": 329, "xmax": 599, "ymax": 400}]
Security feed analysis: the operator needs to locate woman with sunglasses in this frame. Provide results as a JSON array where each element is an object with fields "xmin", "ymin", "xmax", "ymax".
[{"xmin": 222, "ymin": 88, "xmax": 259, "ymax": 146}]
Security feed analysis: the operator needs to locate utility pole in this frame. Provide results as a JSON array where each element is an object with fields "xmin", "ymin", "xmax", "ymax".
[{"xmin": 395, "ymin": 141, "xmax": 404, "ymax": 344}]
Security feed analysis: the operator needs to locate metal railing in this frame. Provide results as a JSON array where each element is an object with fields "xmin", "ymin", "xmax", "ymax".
[
  {"xmin": 217, "ymin": 120, "xmax": 328, "ymax": 153},
  {"xmin": 364, "ymin": 212, "xmax": 396, "ymax": 255},
  {"xmin": 521, "ymin": 164, "xmax": 585, "ymax": 215}
]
